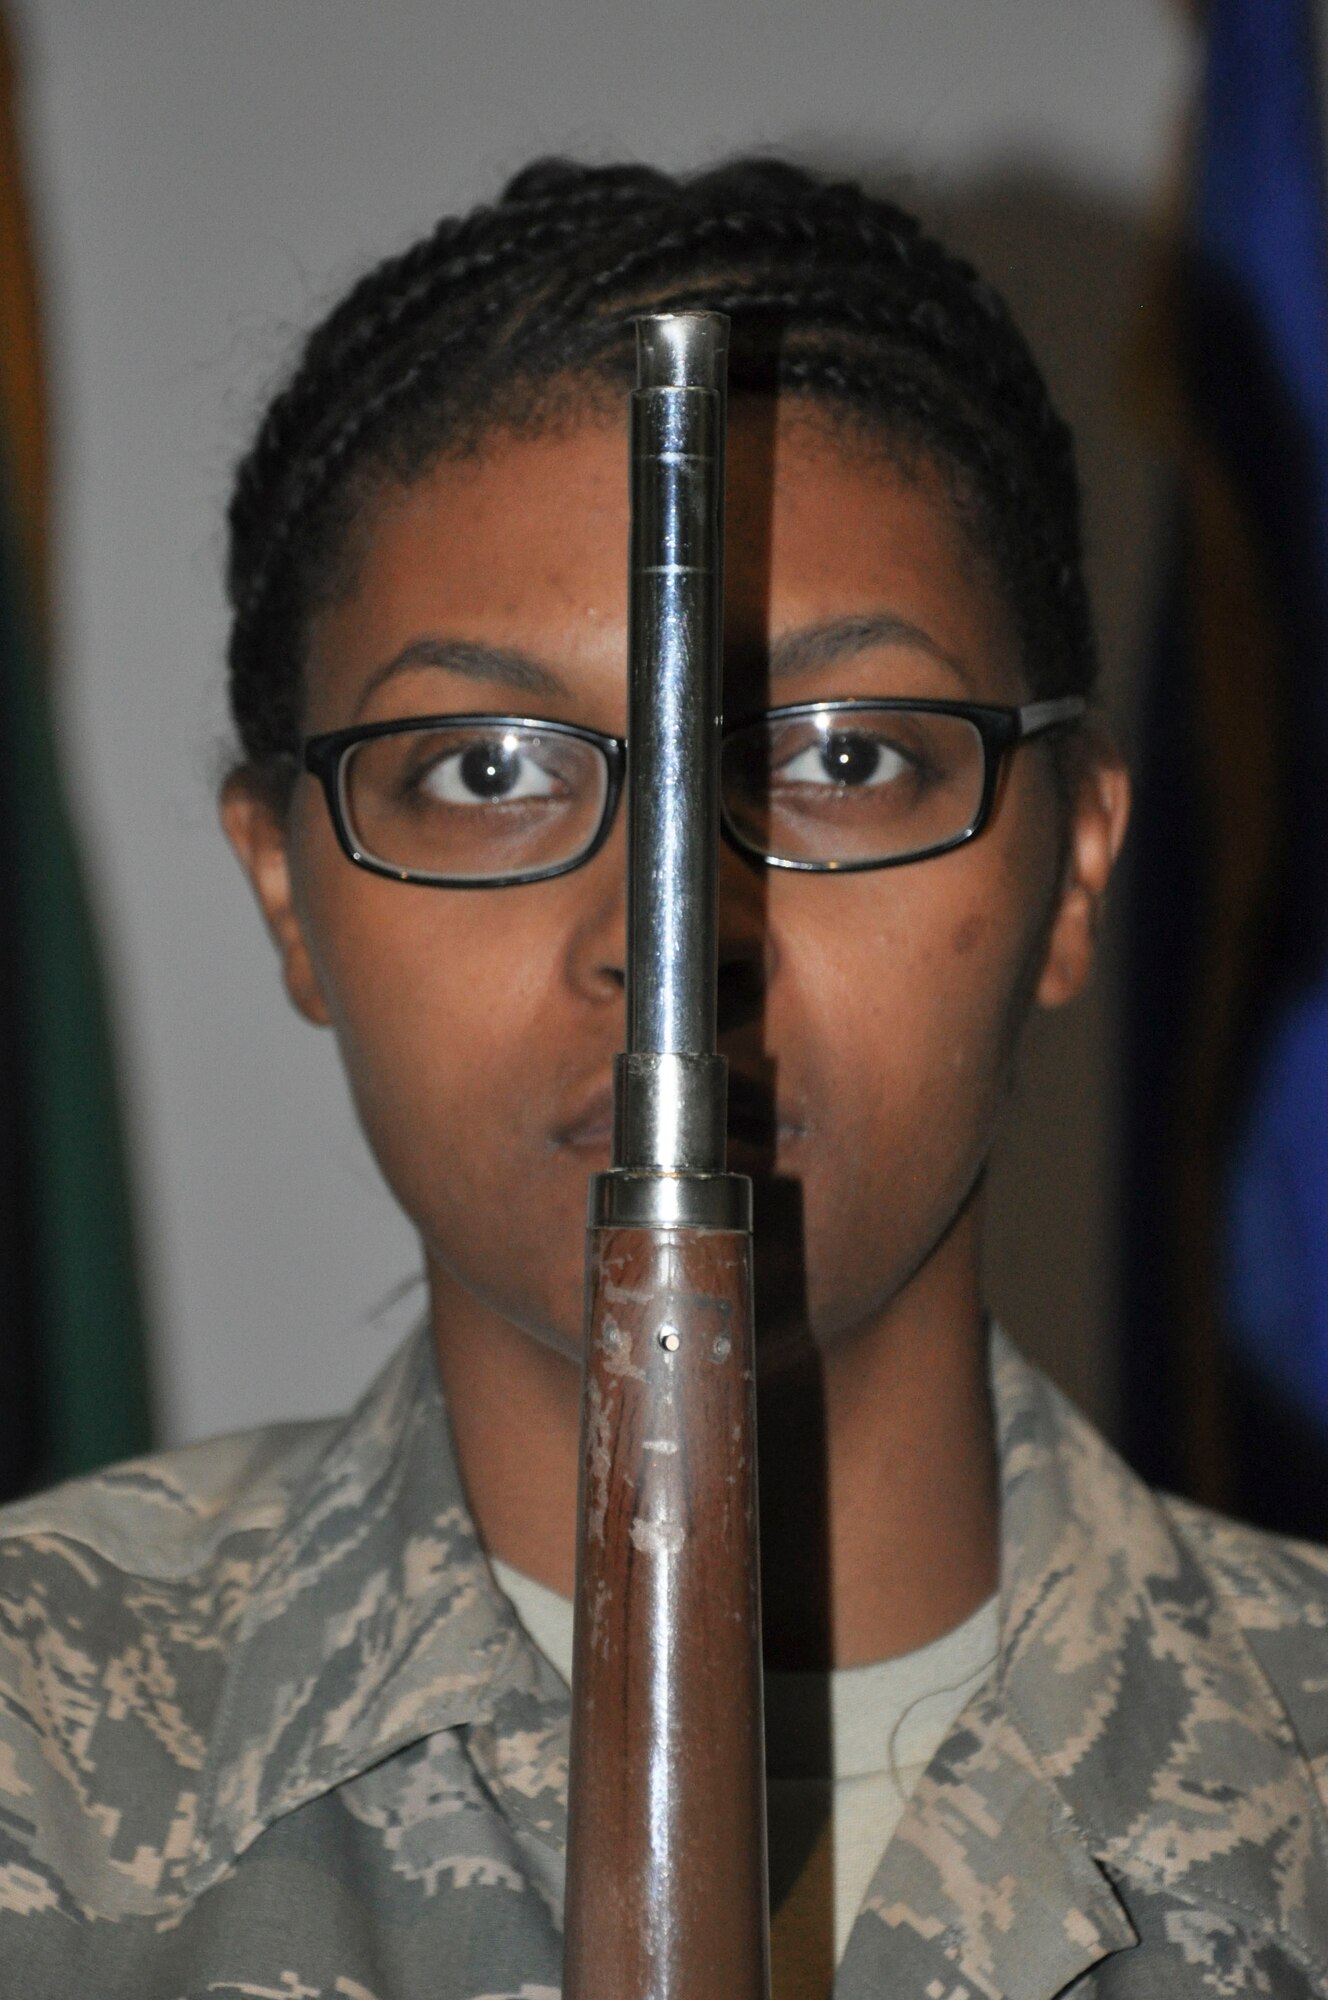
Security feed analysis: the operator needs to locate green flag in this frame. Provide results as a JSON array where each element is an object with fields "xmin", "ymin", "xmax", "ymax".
[{"xmin": 1, "ymin": 8, "xmax": 151, "ymax": 1496}]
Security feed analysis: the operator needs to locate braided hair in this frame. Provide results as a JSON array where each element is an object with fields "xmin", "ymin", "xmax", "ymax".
[{"xmin": 226, "ymin": 157, "xmax": 1096, "ymax": 798}]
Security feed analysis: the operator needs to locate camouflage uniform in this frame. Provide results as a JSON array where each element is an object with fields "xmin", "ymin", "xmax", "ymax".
[{"xmin": 2, "ymin": 1324, "xmax": 1328, "ymax": 1998}]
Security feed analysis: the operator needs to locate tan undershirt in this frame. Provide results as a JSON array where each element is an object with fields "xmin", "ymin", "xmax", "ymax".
[{"xmin": 492, "ymin": 1557, "xmax": 997, "ymax": 1990}]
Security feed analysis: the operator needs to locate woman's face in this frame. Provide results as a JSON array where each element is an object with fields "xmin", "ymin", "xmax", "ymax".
[{"xmin": 225, "ymin": 399, "xmax": 1126, "ymax": 1364}]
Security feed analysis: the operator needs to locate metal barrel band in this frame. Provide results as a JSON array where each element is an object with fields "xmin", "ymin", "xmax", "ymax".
[{"xmin": 589, "ymin": 1168, "xmax": 753, "ymax": 1231}]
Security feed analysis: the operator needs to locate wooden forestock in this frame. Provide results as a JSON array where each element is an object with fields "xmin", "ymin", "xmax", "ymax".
[
  {"xmin": 563, "ymin": 1226, "xmax": 766, "ymax": 1996},
  {"xmin": 562, "ymin": 313, "xmax": 770, "ymax": 1999}
]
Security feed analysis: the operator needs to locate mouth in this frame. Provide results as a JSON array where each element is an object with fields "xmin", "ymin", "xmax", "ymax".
[{"xmin": 552, "ymin": 1069, "xmax": 806, "ymax": 1156}]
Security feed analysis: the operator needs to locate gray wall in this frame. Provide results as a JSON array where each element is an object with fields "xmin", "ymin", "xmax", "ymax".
[{"xmin": 14, "ymin": 0, "xmax": 1191, "ymax": 1446}]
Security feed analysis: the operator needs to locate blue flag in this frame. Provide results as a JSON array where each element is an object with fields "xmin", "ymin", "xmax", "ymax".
[
  {"xmin": 1209, "ymin": 1, "xmax": 1328, "ymax": 1428},
  {"xmin": 1124, "ymin": 0, "xmax": 1328, "ymax": 1530}
]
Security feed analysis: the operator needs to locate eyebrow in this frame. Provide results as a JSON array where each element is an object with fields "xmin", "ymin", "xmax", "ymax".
[
  {"xmin": 767, "ymin": 613, "xmax": 969, "ymax": 685},
  {"xmin": 355, "ymin": 636, "xmax": 567, "ymax": 715},
  {"xmin": 356, "ymin": 613, "xmax": 965, "ymax": 716}
]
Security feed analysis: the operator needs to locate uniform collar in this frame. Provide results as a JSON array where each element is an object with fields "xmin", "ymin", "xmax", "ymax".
[
  {"xmin": 851, "ymin": 1328, "xmax": 1328, "ymax": 1998},
  {"xmin": 187, "ymin": 1323, "xmax": 1328, "ymax": 1994},
  {"xmin": 186, "ymin": 1325, "xmax": 561, "ymax": 1898}
]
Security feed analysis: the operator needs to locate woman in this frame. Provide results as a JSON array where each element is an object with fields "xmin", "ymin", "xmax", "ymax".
[{"xmin": 2, "ymin": 157, "xmax": 1326, "ymax": 1998}]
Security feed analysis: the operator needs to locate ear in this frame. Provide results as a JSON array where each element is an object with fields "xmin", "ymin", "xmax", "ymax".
[
  {"xmin": 1035, "ymin": 733, "xmax": 1131, "ymax": 1010},
  {"xmin": 220, "ymin": 775, "xmax": 332, "ymax": 1026}
]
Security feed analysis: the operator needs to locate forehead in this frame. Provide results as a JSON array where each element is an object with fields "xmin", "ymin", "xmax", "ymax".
[{"xmin": 303, "ymin": 398, "xmax": 1021, "ymax": 730}]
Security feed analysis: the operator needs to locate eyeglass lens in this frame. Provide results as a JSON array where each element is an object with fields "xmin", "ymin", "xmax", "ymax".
[
  {"xmin": 336, "ymin": 707, "xmax": 989, "ymax": 883},
  {"xmin": 721, "ymin": 707, "xmax": 987, "ymax": 867},
  {"xmin": 341, "ymin": 723, "xmax": 611, "ymax": 883}
]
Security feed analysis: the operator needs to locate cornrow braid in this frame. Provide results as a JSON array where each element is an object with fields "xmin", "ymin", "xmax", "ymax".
[{"xmin": 225, "ymin": 156, "xmax": 1095, "ymax": 791}]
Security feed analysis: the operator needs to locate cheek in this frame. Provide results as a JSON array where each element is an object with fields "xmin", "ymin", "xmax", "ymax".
[
  {"xmin": 295, "ymin": 863, "xmax": 544, "ymax": 1195},
  {"xmin": 766, "ymin": 840, "xmax": 1050, "ymax": 1334},
  {"xmin": 287, "ymin": 845, "xmax": 608, "ymax": 1349},
  {"xmin": 789, "ymin": 862, "xmax": 1028, "ymax": 1097}
]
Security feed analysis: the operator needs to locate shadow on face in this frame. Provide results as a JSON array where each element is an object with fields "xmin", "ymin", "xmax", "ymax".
[{"xmin": 717, "ymin": 393, "xmax": 832, "ymax": 1671}]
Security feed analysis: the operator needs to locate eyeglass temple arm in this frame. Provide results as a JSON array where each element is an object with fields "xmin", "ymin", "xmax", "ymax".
[{"xmin": 1015, "ymin": 694, "xmax": 1087, "ymax": 740}]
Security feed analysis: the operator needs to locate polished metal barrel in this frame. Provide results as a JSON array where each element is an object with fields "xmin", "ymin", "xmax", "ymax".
[
  {"xmin": 626, "ymin": 312, "xmax": 726, "ymax": 1062},
  {"xmin": 593, "ymin": 311, "xmax": 747, "ymax": 1231}
]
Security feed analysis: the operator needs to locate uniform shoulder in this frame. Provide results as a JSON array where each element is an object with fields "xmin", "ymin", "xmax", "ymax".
[
  {"xmin": 1163, "ymin": 1492, "xmax": 1328, "ymax": 1790},
  {"xmin": 0, "ymin": 1414, "xmax": 338, "ymax": 1582},
  {"xmin": 1162, "ymin": 1490, "xmax": 1328, "ymax": 1630},
  {"xmin": 0, "ymin": 1416, "xmax": 342, "ymax": 1923}
]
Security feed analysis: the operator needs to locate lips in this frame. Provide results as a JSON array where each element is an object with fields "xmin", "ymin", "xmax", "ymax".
[{"xmin": 552, "ymin": 1068, "xmax": 805, "ymax": 1153}]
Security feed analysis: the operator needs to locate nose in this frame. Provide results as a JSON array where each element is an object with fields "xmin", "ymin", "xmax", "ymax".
[{"xmin": 564, "ymin": 817, "xmax": 772, "ymax": 1035}]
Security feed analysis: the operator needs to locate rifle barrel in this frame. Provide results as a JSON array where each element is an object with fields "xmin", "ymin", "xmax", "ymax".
[{"xmin": 562, "ymin": 312, "xmax": 770, "ymax": 2000}]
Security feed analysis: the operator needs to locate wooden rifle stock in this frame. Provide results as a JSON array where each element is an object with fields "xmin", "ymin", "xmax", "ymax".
[{"xmin": 562, "ymin": 315, "xmax": 771, "ymax": 1999}]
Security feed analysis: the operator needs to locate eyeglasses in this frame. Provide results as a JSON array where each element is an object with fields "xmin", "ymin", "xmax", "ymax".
[{"xmin": 301, "ymin": 696, "xmax": 1086, "ymax": 889}]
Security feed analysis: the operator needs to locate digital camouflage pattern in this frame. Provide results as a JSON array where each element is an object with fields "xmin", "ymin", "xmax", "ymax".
[{"xmin": 2, "ymin": 1324, "xmax": 1328, "ymax": 1997}]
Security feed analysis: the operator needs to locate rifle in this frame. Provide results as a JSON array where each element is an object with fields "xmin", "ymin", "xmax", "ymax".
[{"xmin": 562, "ymin": 312, "xmax": 771, "ymax": 2000}]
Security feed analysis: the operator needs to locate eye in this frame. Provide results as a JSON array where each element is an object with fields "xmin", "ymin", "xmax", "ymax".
[
  {"xmin": 778, "ymin": 729, "xmax": 911, "ymax": 788},
  {"xmin": 420, "ymin": 734, "xmax": 561, "ymax": 804}
]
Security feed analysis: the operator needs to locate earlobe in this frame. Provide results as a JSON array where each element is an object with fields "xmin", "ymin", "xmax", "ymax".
[
  {"xmin": 1034, "ymin": 746, "xmax": 1131, "ymax": 1011},
  {"xmin": 219, "ymin": 777, "xmax": 333, "ymax": 1027}
]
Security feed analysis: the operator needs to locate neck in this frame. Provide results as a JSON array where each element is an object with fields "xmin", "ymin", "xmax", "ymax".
[{"xmin": 427, "ymin": 1201, "xmax": 998, "ymax": 1673}]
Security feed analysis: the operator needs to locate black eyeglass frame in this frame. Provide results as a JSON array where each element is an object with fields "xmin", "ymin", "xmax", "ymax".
[
  {"xmin": 301, "ymin": 694, "xmax": 1086, "ymax": 889},
  {"xmin": 724, "ymin": 692, "xmax": 1087, "ymax": 874},
  {"xmin": 303, "ymin": 713, "xmax": 627, "ymax": 890}
]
